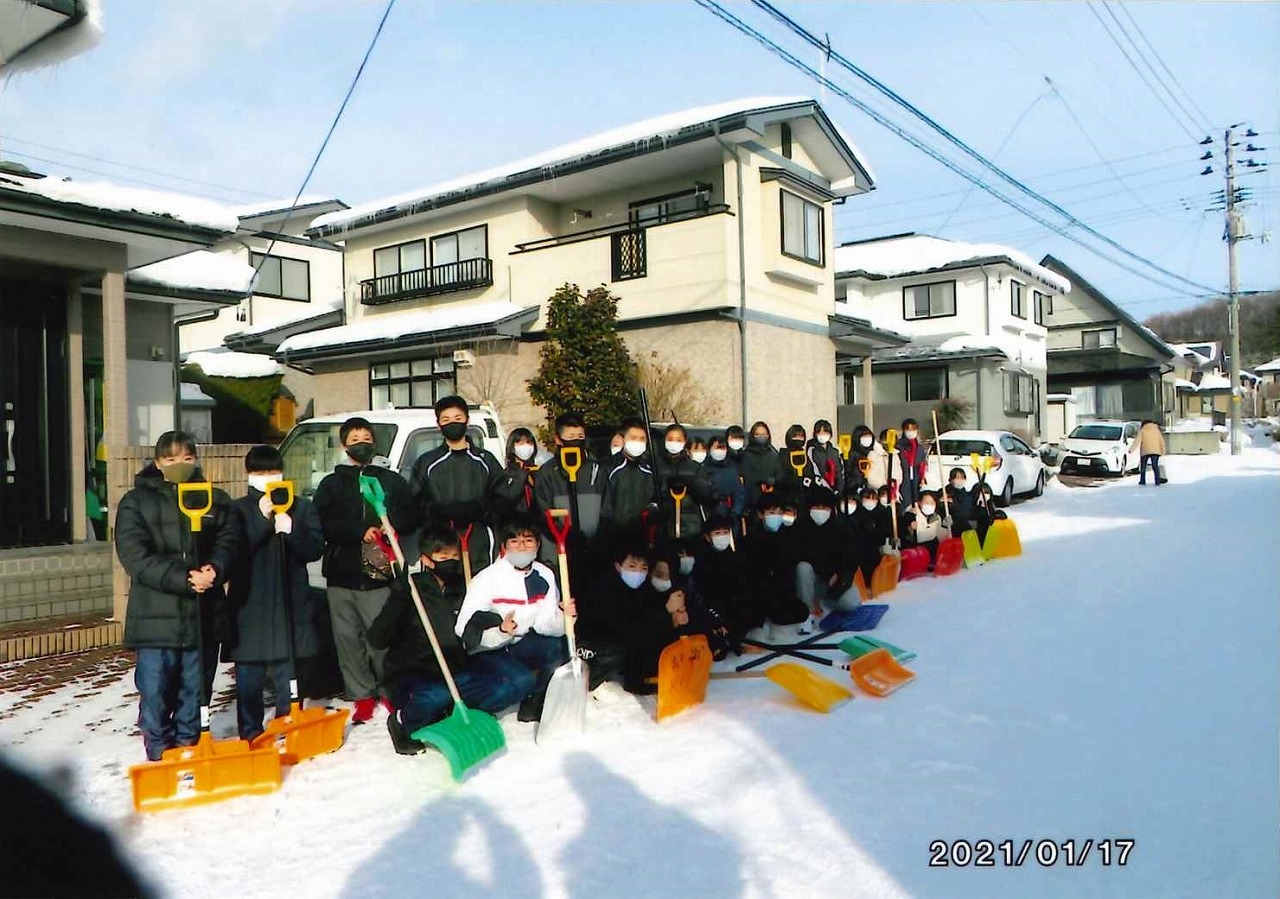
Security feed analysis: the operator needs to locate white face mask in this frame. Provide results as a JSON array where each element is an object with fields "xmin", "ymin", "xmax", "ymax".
[
  {"xmin": 879, "ymin": 498, "xmax": 890, "ymax": 508},
  {"xmin": 620, "ymin": 569, "xmax": 647, "ymax": 589},
  {"xmin": 904, "ymin": 430, "xmax": 919, "ymax": 441},
  {"xmin": 247, "ymin": 473, "xmax": 277, "ymax": 494},
  {"xmin": 625, "ymin": 440, "xmax": 647, "ymax": 459},
  {"xmin": 817, "ymin": 433, "xmax": 831, "ymax": 445},
  {"xmin": 710, "ymin": 532, "xmax": 733, "ymax": 551},
  {"xmin": 920, "ymin": 503, "xmax": 937, "ymax": 516},
  {"xmin": 862, "ymin": 500, "xmax": 878, "ymax": 511},
  {"xmin": 810, "ymin": 508, "xmax": 832, "ymax": 526},
  {"xmin": 951, "ymin": 480, "xmax": 966, "ymax": 490},
  {"xmin": 665, "ymin": 440, "xmax": 685, "ymax": 456},
  {"xmin": 678, "ymin": 556, "xmax": 695, "ymax": 575},
  {"xmin": 513, "ymin": 443, "xmax": 536, "ymax": 462},
  {"xmin": 727, "ymin": 438, "xmax": 745, "ymax": 452},
  {"xmin": 650, "ymin": 577, "xmax": 672, "ymax": 593},
  {"xmin": 710, "ymin": 447, "xmax": 728, "ymax": 462},
  {"xmin": 690, "ymin": 451, "xmax": 707, "ymax": 464},
  {"xmin": 781, "ymin": 513, "xmax": 797, "ymax": 527},
  {"xmin": 859, "ymin": 436, "xmax": 874, "ymax": 448},
  {"xmin": 506, "ymin": 550, "xmax": 537, "ymax": 569}
]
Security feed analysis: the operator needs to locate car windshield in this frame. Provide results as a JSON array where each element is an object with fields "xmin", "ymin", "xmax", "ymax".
[
  {"xmin": 1069, "ymin": 425, "xmax": 1122, "ymax": 441},
  {"xmin": 938, "ymin": 439, "xmax": 995, "ymax": 457},
  {"xmin": 279, "ymin": 422, "xmax": 399, "ymax": 499}
]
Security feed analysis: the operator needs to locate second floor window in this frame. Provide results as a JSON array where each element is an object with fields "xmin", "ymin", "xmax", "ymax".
[
  {"xmin": 903, "ymin": 281, "xmax": 956, "ymax": 320},
  {"xmin": 431, "ymin": 225, "xmax": 487, "ymax": 267},
  {"xmin": 1011, "ymin": 281, "xmax": 1026, "ymax": 319},
  {"xmin": 251, "ymin": 253, "xmax": 309, "ymax": 301},
  {"xmin": 630, "ymin": 185, "xmax": 711, "ymax": 226},
  {"xmin": 1083, "ymin": 328, "xmax": 1117, "ymax": 349},
  {"xmin": 374, "ymin": 240, "xmax": 426, "ymax": 282},
  {"xmin": 1034, "ymin": 290, "xmax": 1050, "ymax": 324},
  {"xmin": 780, "ymin": 189, "xmax": 823, "ymax": 265}
]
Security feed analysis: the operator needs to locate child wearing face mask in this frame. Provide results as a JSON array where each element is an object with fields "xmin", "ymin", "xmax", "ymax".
[
  {"xmin": 851, "ymin": 486, "xmax": 893, "ymax": 588},
  {"xmin": 534, "ymin": 411, "xmax": 607, "ymax": 588},
  {"xmin": 602, "ymin": 417, "xmax": 658, "ymax": 543},
  {"xmin": 725, "ymin": 425, "xmax": 748, "ymax": 460},
  {"xmin": 739, "ymin": 421, "xmax": 782, "ymax": 516},
  {"xmin": 687, "ymin": 438, "xmax": 709, "ymax": 467},
  {"xmin": 454, "ymin": 512, "xmax": 572, "ymax": 721},
  {"xmin": 741, "ymin": 493, "xmax": 809, "ymax": 644},
  {"xmin": 369, "ymin": 527, "xmax": 534, "ymax": 754},
  {"xmin": 845, "ymin": 425, "xmax": 889, "ymax": 493},
  {"xmin": 314, "ymin": 417, "xmax": 418, "ymax": 724},
  {"xmin": 903, "ymin": 490, "xmax": 947, "ymax": 566},
  {"xmin": 944, "ymin": 467, "xmax": 978, "ymax": 538},
  {"xmin": 633, "ymin": 566, "xmax": 731, "ymax": 682},
  {"xmin": 807, "ymin": 419, "xmax": 844, "ymax": 494},
  {"xmin": 777, "ymin": 424, "xmax": 817, "ymax": 494},
  {"xmin": 225, "ymin": 445, "xmax": 325, "ymax": 743},
  {"xmin": 789, "ymin": 486, "xmax": 860, "ymax": 619},
  {"xmin": 116, "ymin": 430, "xmax": 241, "ymax": 761},
  {"xmin": 654, "ymin": 424, "xmax": 713, "ymax": 543},
  {"xmin": 498, "ymin": 428, "xmax": 541, "ymax": 517},
  {"xmin": 894, "ymin": 418, "xmax": 931, "ymax": 510},
  {"xmin": 576, "ymin": 542, "xmax": 667, "ymax": 693},
  {"xmin": 693, "ymin": 514, "xmax": 750, "ymax": 647},
  {"xmin": 703, "ymin": 435, "xmax": 747, "ymax": 527},
  {"xmin": 973, "ymin": 481, "xmax": 1008, "ymax": 545}
]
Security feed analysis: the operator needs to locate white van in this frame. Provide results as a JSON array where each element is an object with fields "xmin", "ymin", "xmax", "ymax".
[{"xmin": 278, "ymin": 405, "xmax": 507, "ymax": 500}]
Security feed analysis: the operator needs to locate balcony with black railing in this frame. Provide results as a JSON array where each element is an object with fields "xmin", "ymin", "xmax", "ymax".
[{"xmin": 360, "ymin": 257, "xmax": 494, "ymax": 305}]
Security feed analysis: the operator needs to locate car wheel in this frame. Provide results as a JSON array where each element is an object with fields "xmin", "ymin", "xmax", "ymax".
[
  {"xmin": 998, "ymin": 477, "xmax": 1014, "ymax": 507},
  {"xmin": 1032, "ymin": 471, "xmax": 1044, "ymax": 497}
]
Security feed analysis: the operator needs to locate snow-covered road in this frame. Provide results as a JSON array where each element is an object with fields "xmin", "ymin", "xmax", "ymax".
[{"xmin": 3, "ymin": 445, "xmax": 1277, "ymax": 899}]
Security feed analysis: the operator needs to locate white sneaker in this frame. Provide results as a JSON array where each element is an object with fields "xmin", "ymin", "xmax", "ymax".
[{"xmin": 743, "ymin": 624, "xmax": 773, "ymax": 645}]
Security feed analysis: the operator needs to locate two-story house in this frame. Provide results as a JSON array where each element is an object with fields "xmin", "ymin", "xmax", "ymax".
[
  {"xmin": 1038, "ymin": 255, "xmax": 1179, "ymax": 425},
  {"xmin": 833, "ymin": 233, "xmax": 1068, "ymax": 442},
  {"xmin": 1254, "ymin": 357, "xmax": 1280, "ymax": 415},
  {"xmin": 272, "ymin": 98, "xmax": 905, "ymax": 435}
]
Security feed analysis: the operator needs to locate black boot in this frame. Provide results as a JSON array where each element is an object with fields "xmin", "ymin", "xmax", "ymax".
[
  {"xmin": 517, "ymin": 691, "xmax": 545, "ymax": 723},
  {"xmin": 386, "ymin": 712, "xmax": 425, "ymax": 756}
]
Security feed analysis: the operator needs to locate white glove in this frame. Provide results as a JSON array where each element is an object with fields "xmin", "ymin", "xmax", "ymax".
[
  {"xmin": 942, "ymin": 516, "xmax": 953, "ymax": 531},
  {"xmin": 258, "ymin": 495, "xmax": 273, "ymax": 519},
  {"xmin": 273, "ymin": 512, "xmax": 293, "ymax": 535}
]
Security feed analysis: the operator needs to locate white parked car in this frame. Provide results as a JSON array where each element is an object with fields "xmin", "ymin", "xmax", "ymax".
[
  {"xmin": 278, "ymin": 405, "xmax": 507, "ymax": 500},
  {"xmin": 931, "ymin": 429, "xmax": 1048, "ymax": 506},
  {"xmin": 1058, "ymin": 420, "xmax": 1139, "ymax": 477}
]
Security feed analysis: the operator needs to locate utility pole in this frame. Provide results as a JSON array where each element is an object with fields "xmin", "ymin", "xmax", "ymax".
[{"xmin": 1225, "ymin": 126, "xmax": 1242, "ymax": 455}]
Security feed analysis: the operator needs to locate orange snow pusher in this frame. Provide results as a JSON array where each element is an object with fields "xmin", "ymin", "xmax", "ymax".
[
  {"xmin": 765, "ymin": 663, "xmax": 853, "ymax": 713},
  {"xmin": 868, "ymin": 430, "xmax": 901, "ymax": 597},
  {"xmin": 656, "ymin": 634, "xmax": 714, "ymax": 721},
  {"xmin": 845, "ymin": 648, "xmax": 916, "ymax": 697},
  {"xmin": 251, "ymin": 481, "xmax": 349, "ymax": 765},
  {"xmin": 130, "ymin": 482, "xmax": 282, "ymax": 812}
]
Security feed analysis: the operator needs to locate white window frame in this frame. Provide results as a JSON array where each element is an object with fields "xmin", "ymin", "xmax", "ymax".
[{"xmin": 903, "ymin": 280, "xmax": 957, "ymax": 320}]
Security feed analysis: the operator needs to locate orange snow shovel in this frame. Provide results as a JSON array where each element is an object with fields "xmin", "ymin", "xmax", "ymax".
[
  {"xmin": 656, "ymin": 634, "xmax": 714, "ymax": 721},
  {"xmin": 838, "ymin": 433, "xmax": 852, "ymax": 460},
  {"xmin": 845, "ymin": 648, "xmax": 916, "ymax": 697},
  {"xmin": 251, "ymin": 481, "xmax": 349, "ymax": 765},
  {"xmin": 537, "ymin": 509, "xmax": 590, "ymax": 743},
  {"xmin": 868, "ymin": 432, "xmax": 901, "ymax": 597},
  {"xmin": 931, "ymin": 411, "xmax": 965, "ymax": 577},
  {"xmin": 764, "ymin": 662, "xmax": 853, "ymax": 713},
  {"xmin": 130, "ymin": 482, "xmax": 282, "ymax": 812}
]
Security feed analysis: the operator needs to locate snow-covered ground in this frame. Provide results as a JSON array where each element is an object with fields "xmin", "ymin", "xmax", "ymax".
[{"xmin": 3, "ymin": 441, "xmax": 1278, "ymax": 899}]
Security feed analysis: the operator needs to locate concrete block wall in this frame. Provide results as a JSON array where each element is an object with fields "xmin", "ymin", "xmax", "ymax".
[{"xmin": 0, "ymin": 545, "xmax": 113, "ymax": 624}]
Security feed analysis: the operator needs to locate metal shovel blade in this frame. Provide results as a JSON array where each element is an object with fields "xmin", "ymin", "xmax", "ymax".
[{"xmin": 536, "ymin": 657, "xmax": 590, "ymax": 744}]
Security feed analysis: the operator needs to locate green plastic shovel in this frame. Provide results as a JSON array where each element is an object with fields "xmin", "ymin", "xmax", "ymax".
[
  {"xmin": 838, "ymin": 635, "xmax": 917, "ymax": 665},
  {"xmin": 359, "ymin": 475, "xmax": 505, "ymax": 781}
]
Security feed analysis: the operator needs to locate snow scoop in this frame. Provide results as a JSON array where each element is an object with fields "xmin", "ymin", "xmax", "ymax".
[
  {"xmin": 788, "ymin": 449, "xmax": 807, "ymax": 481},
  {"xmin": 984, "ymin": 518, "xmax": 1022, "ymax": 560},
  {"xmin": 360, "ymin": 475, "xmax": 505, "ymax": 781},
  {"xmin": 838, "ymin": 634, "xmax": 916, "ymax": 664},
  {"xmin": 655, "ymin": 634, "xmax": 715, "ymax": 721},
  {"xmin": 536, "ymin": 509, "xmax": 589, "ymax": 744},
  {"xmin": 817, "ymin": 604, "xmax": 888, "ymax": 633},
  {"xmin": 130, "ymin": 484, "xmax": 282, "ymax": 812},
  {"xmin": 845, "ymin": 648, "xmax": 916, "ymax": 697},
  {"xmin": 869, "ymin": 433, "xmax": 902, "ymax": 597},
  {"xmin": 251, "ymin": 481, "xmax": 349, "ymax": 765},
  {"xmin": 931, "ymin": 411, "xmax": 964, "ymax": 577},
  {"xmin": 838, "ymin": 433, "xmax": 852, "ymax": 460},
  {"xmin": 961, "ymin": 529, "xmax": 986, "ymax": 568},
  {"xmin": 899, "ymin": 545, "xmax": 931, "ymax": 581},
  {"xmin": 852, "ymin": 568, "xmax": 869, "ymax": 601},
  {"xmin": 764, "ymin": 663, "xmax": 853, "ymax": 713}
]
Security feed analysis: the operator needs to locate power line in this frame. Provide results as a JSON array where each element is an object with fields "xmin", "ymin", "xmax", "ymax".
[
  {"xmin": 1114, "ymin": 1, "xmax": 1215, "ymax": 133},
  {"xmin": 740, "ymin": 0, "xmax": 1220, "ymax": 295},
  {"xmin": 0, "ymin": 148, "xmax": 260, "ymax": 201},
  {"xmin": 1087, "ymin": 2, "xmax": 1203, "ymax": 141},
  {"xmin": 694, "ymin": 0, "xmax": 1217, "ymax": 298}
]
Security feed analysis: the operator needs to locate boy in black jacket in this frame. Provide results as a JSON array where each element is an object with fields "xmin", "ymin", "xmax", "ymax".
[
  {"xmin": 693, "ymin": 514, "xmax": 751, "ymax": 649},
  {"xmin": 850, "ymin": 487, "xmax": 892, "ymax": 587},
  {"xmin": 742, "ymin": 492, "xmax": 808, "ymax": 644},
  {"xmin": 535, "ymin": 411, "xmax": 607, "ymax": 587},
  {"xmin": 368, "ymin": 526, "xmax": 535, "ymax": 754},
  {"xmin": 944, "ymin": 467, "xmax": 978, "ymax": 538},
  {"xmin": 313, "ymin": 416, "xmax": 414, "ymax": 725},
  {"xmin": 226, "ymin": 445, "xmax": 326, "ymax": 742},
  {"xmin": 576, "ymin": 541, "xmax": 666, "ymax": 692},
  {"xmin": 115, "ymin": 431, "xmax": 239, "ymax": 761},
  {"xmin": 790, "ymin": 486, "xmax": 860, "ymax": 619},
  {"xmin": 601, "ymin": 417, "xmax": 657, "ymax": 544}
]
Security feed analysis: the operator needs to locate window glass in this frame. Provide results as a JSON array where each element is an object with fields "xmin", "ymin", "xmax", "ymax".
[
  {"xmin": 278, "ymin": 422, "xmax": 397, "ymax": 498},
  {"xmin": 400, "ymin": 241, "xmax": 426, "ymax": 272},
  {"xmin": 374, "ymin": 247, "xmax": 400, "ymax": 278},
  {"xmin": 389, "ymin": 362, "xmax": 410, "ymax": 378},
  {"xmin": 904, "ymin": 282, "xmax": 955, "ymax": 319},
  {"xmin": 804, "ymin": 202, "xmax": 822, "ymax": 261},
  {"xmin": 1011, "ymin": 281, "xmax": 1026, "ymax": 318},
  {"xmin": 281, "ymin": 259, "xmax": 309, "ymax": 300},
  {"xmin": 254, "ymin": 255, "xmax": 282, "ymax": 296},
  {"xmin": 906, "ymin": 368, "xmax": 945, "ymax": 402},
  {"xmin": 781, "ymin": 192, "xmax": 804, "ymax": 257},
  {"xmin": 432, "ymin": 234, "xmax": 459, "ymax": 266},
  {"xmin": 457, "ymin": 227, "xmax": 486, "ymax": 261}
]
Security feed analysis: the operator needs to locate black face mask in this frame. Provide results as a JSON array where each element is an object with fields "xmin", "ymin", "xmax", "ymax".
[
  {"xmin": 346, "ymin": 442, "xmax": 376, "ymax": 465},
  {"xmin": 441, "ymin": 422, "xmax": 468, "ymax": 443},
  {"xmin": 787, "ymin": 438, "xmax": 804, "ymax": 449},
  {"xmin": 751, "ymin": 435, "xmax": 769, "ymax": 447},
  {"xmin": 432, "ymin": 559, "xmax": 464, "ymax": 581}
]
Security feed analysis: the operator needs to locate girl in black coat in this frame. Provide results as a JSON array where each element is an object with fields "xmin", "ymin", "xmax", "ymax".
[
  {"xmin": 226, "ymin": 446, "xmax": 326, "ymax": 742},
  {"xmin": 850, "ymin": 487, "xmax": 892, "ymax": 587},
  {"xmin": 738, "ymin": 421, "xmax": 781, "ymax": 516},
  {"xmin": 497, "ymin": 427, "xmax": 540, "ymax": 517}
]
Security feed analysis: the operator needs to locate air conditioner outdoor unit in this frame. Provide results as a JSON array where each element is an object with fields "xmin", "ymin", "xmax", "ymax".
[{"xmin": 452, "ymin": 349, "xmax": 475, "ymax": 367}]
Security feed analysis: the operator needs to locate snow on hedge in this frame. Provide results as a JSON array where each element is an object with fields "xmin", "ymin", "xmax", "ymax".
[
  {"xmin": 834, "ymin": 234, "xmax": 1072, "ymax": 293},
  {"xmin": 313, "ymin": 98, "xmax": 847, "ymax": 230},
  {"xmin": 130, "ymin": 251, "xmax": 254, "ymax": 294},
  {"xmin": 277, "ymin": 302, "xmax": 533, "ymax": 353},
  {"xmin": 184, "ymin": 350, "xmax": 282, "ymax": 379},
  {"xmin": 0, "ymin": 171, "xmax": 237, "ymax": 232}
]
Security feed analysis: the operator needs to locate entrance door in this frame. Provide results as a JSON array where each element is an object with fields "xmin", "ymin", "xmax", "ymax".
[{"xmin": 0, "ymin": 279, "xmax": 70, "ymax": 548}]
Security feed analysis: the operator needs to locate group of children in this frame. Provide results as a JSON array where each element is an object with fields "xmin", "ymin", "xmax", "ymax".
[{"xmin": 116, "ymin": 398, "xmax": 1009, "ymax": 761}]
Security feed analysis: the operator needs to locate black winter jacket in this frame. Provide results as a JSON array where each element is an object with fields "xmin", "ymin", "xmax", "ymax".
[
  {"xmin": 738, "ymin": 443, "xmax": 781, "ymax": 509},
  {"xmin": 601, "ymin": 456, "xmax": 656, "ymax": 535},
  {"xmin": 806, "ymin": 440, "xmax": 845, "ymax": 494},
  {"xmin": 785, "ymin": 514, "xmax": 855, "ymax": 583},
  {"xmin": 224, "ymin": 491, "xmax": 325, "ymax": 663},
  {"xmin": 367, "ymin": 569, "xmax": 468, "ymax": 688},
  {"xmin": 702, "ymin": 457, "xmax": 746, "ymax": 520},
  {"xmin": 313, "ymin": 463, "xmax": 414, "ymax": 590},
  {"xmin": 409, "ymin": 443, "xmax": 509, "ymax": 527},
  {"xmin": 535, "ymin": 453, "xmax": 607, "ymax": 540},
  {"xmin": 116, "ymin": 465, "xmax": 239, "ymax": 650},
  {"xmin": 577, "ymin": 572, "xmax": 664, "ymax": 649},
  {"xmin": 654, "ymin": 451, "xmax": 713, "ymax": 540},
  {"xmin": 944, "ymin": 484, "xmax": 978, "ymax": 532}
]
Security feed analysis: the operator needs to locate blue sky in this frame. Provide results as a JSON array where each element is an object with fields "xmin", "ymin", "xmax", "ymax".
[{"xmin": 2, "ymin": 1, "xmax": 1276, "ymax": 317}]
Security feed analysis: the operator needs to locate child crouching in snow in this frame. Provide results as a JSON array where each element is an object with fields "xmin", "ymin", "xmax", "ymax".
[
  {"xmin": 454, "ymin": 513, "xmax": 573, "ymax": 723},
  {"xmin": 903, "ymin": 490, "xmax": 948, "ymax": 566},
  {"xmin": 368, "ymin": 526, "xmax": 534, "ymax": 755}
]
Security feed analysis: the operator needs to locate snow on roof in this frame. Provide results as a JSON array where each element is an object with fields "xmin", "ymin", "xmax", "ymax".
[
  {"xmin": 1173, "ymin": 378, "xmax": 1198, "ymax": 391},
  {"xmin": 130, "ymin": 251, "xmax": 254, "ymax": 294},
  {"xmin": 1046, "ymin": 393, "xmax": 1078, "ymax": 403},
  {"xmin": 230, "ymin": 196, "xmax": 337, "ymax": 217},
  {"xmin": 231, "ymin": 300, "xmax": 343, "ymax": 336},
  {"xmin": 313, "ymin": 97, "xmax": 835, "ymax": 231},
  {"xmin": 277, "ymin": 302, "xmax": 534, "ymax": 354},
  {"xmin": 1196, "ymin": 374, "xmax": 1232, "ymax": 391},
  {"xmin": 833, "ymin": 300, "xmax": 903, "ymax": 335},
  {"xmin": 937, "ymin": 333, "xmax": 1024, "ymax": 359},
  {"xmin": 184, "ymin": 350, "xmax": 283, "ymax": 379},
  {"xmin": 1255, "ymin": 357, "xmax": 1280, "ymax": 373},
  {"xmin": 0, "ymin": 0, "xmax": 102, "ymax": 73},
  {"xmin": 0, "ymin": 171, "xmax": 238, "ymax": 232},
  {"xmin": 835, "ymin": 234, "xmax": 1072, "ymax": 293}
]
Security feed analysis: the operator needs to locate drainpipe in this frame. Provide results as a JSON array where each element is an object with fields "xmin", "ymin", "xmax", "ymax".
[{"xmin": 715, "ymin": 126, "xmax": 749, "ymax": 425}]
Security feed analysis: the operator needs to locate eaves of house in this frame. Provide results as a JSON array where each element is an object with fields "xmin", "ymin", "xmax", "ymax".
[{"xmin": 1039, "ymin": 254, "xmax": 1177, "ymax": 361}]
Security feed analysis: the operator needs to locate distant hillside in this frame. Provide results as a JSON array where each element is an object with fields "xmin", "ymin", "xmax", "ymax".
[{"xmin": 1145, "ymin": 291, "xmax": 1280, "ymax": 366}]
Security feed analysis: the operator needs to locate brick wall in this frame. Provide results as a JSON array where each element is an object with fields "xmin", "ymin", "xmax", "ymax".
[{"xmin": 0, "ymin": 545, "xmax": 113, "ymax": 624}]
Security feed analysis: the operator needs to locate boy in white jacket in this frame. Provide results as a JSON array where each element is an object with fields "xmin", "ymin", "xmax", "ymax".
[{"xmin": 456, "ymin": 512, "xmax": 574, "ymax": 721}]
